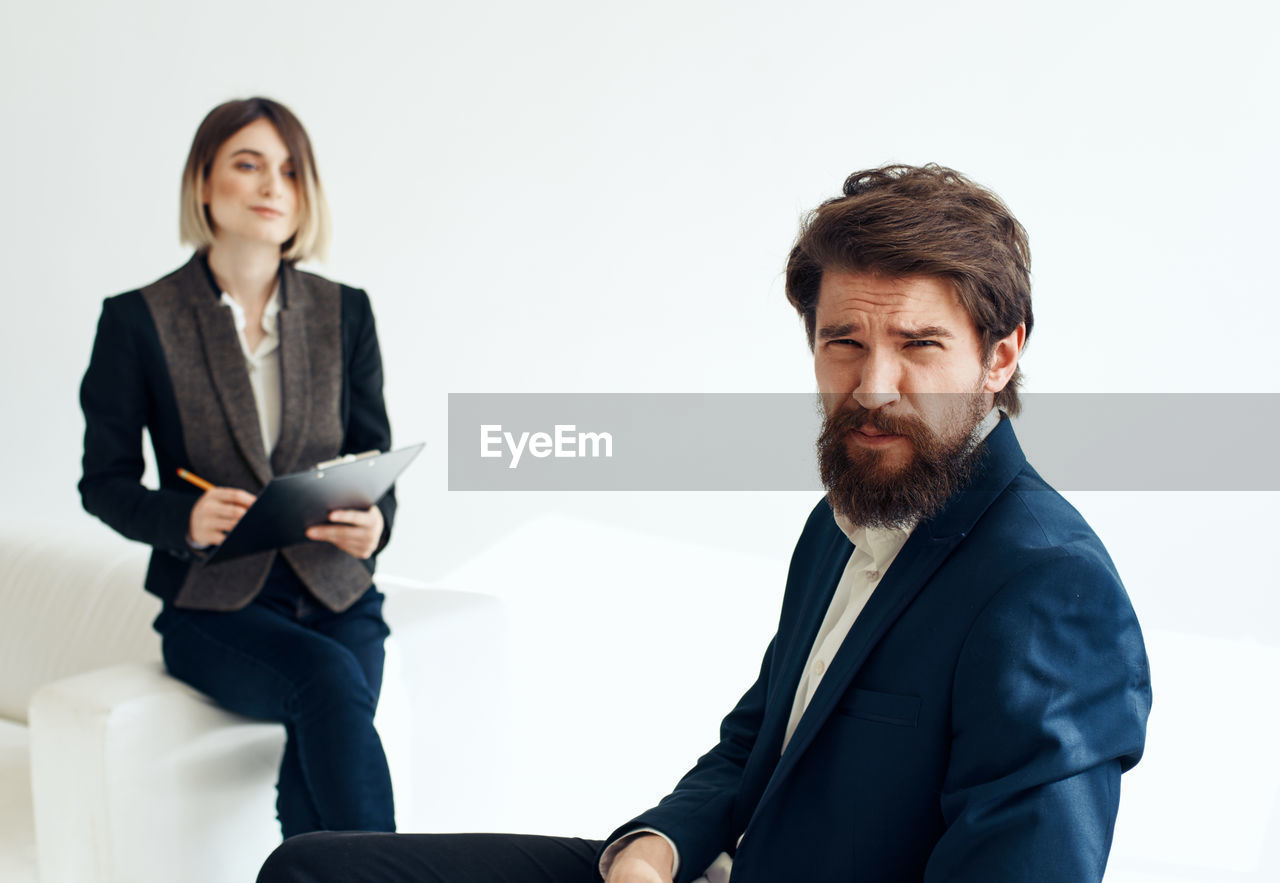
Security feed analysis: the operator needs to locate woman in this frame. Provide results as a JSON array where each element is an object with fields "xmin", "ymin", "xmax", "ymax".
[{"xmin": 79, "ymin": 97, "xmax": 397, "ymax": 836}]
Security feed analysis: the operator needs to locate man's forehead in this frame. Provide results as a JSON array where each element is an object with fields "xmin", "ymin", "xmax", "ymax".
[{"xmin": 816, "ymin": 270, "xmax": 966, "ymax": 323}]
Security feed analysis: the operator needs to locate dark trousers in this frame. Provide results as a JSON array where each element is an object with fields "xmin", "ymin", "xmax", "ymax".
[
  {"xmin": 258, "ymin": 832, "xmax": 606, "ymax": 882},
  {"xmin": 154, "ymin": 557, "xmax": 395, "ymax": 836}
]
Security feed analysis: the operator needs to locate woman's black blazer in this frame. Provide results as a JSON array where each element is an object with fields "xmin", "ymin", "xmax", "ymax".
[{"xmin": 79, "ymin": 253, "xmax": 396, "ymax": 611}]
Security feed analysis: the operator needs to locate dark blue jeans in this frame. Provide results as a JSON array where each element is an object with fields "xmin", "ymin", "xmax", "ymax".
[{"xmin": 154, "ymin": 557, "xmax": 395, "ymax": 836}]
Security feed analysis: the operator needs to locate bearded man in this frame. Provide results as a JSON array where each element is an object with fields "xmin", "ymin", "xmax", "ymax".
[{"xmin": 260, "ymin": 165, "xmax": 1152, "ymax": 883}]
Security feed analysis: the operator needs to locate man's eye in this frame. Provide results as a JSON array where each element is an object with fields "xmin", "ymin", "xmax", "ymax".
[{"xmin": 907, "ymin": 340, "xmax": 940, "ymax": 348}]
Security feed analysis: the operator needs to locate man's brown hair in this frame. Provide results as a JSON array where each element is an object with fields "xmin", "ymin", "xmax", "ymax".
[{"xmin": 785, "ymin": 164, "xmax": 1032, "ymax": 415}]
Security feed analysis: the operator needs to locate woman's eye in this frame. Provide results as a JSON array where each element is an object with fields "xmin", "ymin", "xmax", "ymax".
[{"xmin": 235, "ymin": 161, "xmax": 258, "ymax": 171}]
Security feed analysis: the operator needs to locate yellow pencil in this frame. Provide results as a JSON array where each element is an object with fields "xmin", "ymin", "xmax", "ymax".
[{"xmin": 177, "ymin": 468, "xmax": 215, "ymax": 492}]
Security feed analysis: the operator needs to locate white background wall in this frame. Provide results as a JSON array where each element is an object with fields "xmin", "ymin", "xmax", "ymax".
[{"xmin": 2, "ymin": 0, "xmax": 1278, "ymax": 879}]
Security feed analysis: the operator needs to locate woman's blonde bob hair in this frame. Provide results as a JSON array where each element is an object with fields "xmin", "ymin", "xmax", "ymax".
[{"xmin": 179, "ymin": 97, "xmax": 331, "ymax": 263}]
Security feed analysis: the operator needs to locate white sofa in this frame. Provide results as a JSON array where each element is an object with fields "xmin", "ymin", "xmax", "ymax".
[{"xmin": 0, "ymin": 521, "xmax": 508, "ymax": 883}]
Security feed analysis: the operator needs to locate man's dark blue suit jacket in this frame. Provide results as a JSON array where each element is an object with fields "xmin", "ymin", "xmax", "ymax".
[{"xmin": 608, "ymin": 418, "xmax": 1151, "ymax": 882}]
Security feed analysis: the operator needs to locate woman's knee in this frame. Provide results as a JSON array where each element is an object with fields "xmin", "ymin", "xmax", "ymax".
[{"xmin": 290, "ymin": 650, "xmax": 378, "ymax": 717}]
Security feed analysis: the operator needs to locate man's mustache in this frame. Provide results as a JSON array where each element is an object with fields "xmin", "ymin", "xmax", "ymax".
[{"xmin": 824, "ymin": 403, "xmax": 931, "ymax": 446}]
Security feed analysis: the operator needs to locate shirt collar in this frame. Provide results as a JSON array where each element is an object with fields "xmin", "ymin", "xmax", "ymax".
[
  {"xmin": 219, "ymin": 286, "xmax": 281, "ymax": 338},
  {"xmin": 971, "ymin": 406, "xmax": 1001, "ymax": 448},
  {"xmin": 833, "ymin": 515, "xmax": 912, "ymax": 570}
]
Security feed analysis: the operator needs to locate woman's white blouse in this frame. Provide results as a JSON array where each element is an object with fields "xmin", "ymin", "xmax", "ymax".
[{"xmin": 219, "ymin": 288, "xmax": 282, "ymax": 457}]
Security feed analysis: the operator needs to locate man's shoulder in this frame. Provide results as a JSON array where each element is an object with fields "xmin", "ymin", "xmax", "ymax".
[
  {"xmin": 968, "ymin": 461, "xmax": 1121, "ymax": 589},
  {"xmin": 1002, "ymin": 462, "xmax": 1106, "ymax": 544}
]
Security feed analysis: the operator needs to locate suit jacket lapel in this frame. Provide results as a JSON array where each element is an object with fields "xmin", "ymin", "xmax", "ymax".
[
  {"xmin": 271, "ymin": 264, "xmax": 312, "ymax": 475},
  {"xmin": 752, "ymin": 418, "xmax": 1030, "ymax": 819},
  {"xmin": 186, "ymin": 259, "xmax": 273, "ymax": 487},
  {"xmin": 765, "ymin": 523, "xmax": 854, "ymax": 739},
  {"xmin": 757, "ymin": 530, "xmax": 964, "ymax": 816}
]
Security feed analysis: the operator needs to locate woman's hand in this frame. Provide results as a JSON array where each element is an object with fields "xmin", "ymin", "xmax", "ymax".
[
  {"xmin": 188, "ymin": 487, "xmax": 257, "ymax": 546},
  {"xmin": 306, "ymin": 506, "xmax": 384, "ymax": 559}
]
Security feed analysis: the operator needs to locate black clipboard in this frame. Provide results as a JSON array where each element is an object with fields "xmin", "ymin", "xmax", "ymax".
[{"xmin": 206, "ymin": 443, "xmax": 424, "ymax": 564}]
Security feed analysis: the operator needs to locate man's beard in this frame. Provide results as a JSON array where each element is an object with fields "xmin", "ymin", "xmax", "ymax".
[{"xmin": 816, "ymin": 393, "xmax": 989, "ymax": 529}]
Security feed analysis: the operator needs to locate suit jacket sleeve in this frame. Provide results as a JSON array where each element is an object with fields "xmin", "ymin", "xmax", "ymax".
[
  {"xmin": 340, "ymin": 286, "xmax": 396, "ymax": 553},
  {"xmin": 925, "ymin": 551, "xmax": 1151, "ymax": 882},
  {"xmin": 602, "ymin": 635, "xmax": 776, "ymax": 883},
  {"xmin": 79, "ymin": 294, "xmax": 198, "ymax": 555}
]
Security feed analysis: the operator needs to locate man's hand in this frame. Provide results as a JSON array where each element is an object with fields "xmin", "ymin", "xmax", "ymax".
[
  {"xmin": 605, "ymin": 834, "xmax": 675, "ymax": 883},
  {"xmin": 306, "ymin": 506, "xmax": 384, "ymax": 559},
  {"xmin": 188, "ymin": 487, "xmax": 256, "ymax": 546}
]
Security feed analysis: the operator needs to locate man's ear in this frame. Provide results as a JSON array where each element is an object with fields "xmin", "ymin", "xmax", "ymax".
[{"xmin": 984, "ymin": 323, "xmax": 1025, "ymax": 394}]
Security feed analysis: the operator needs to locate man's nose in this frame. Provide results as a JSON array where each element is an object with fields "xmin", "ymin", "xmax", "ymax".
[{"xmin": 852, "ymin": 349, "xmax": 901, "ymax": 411}]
